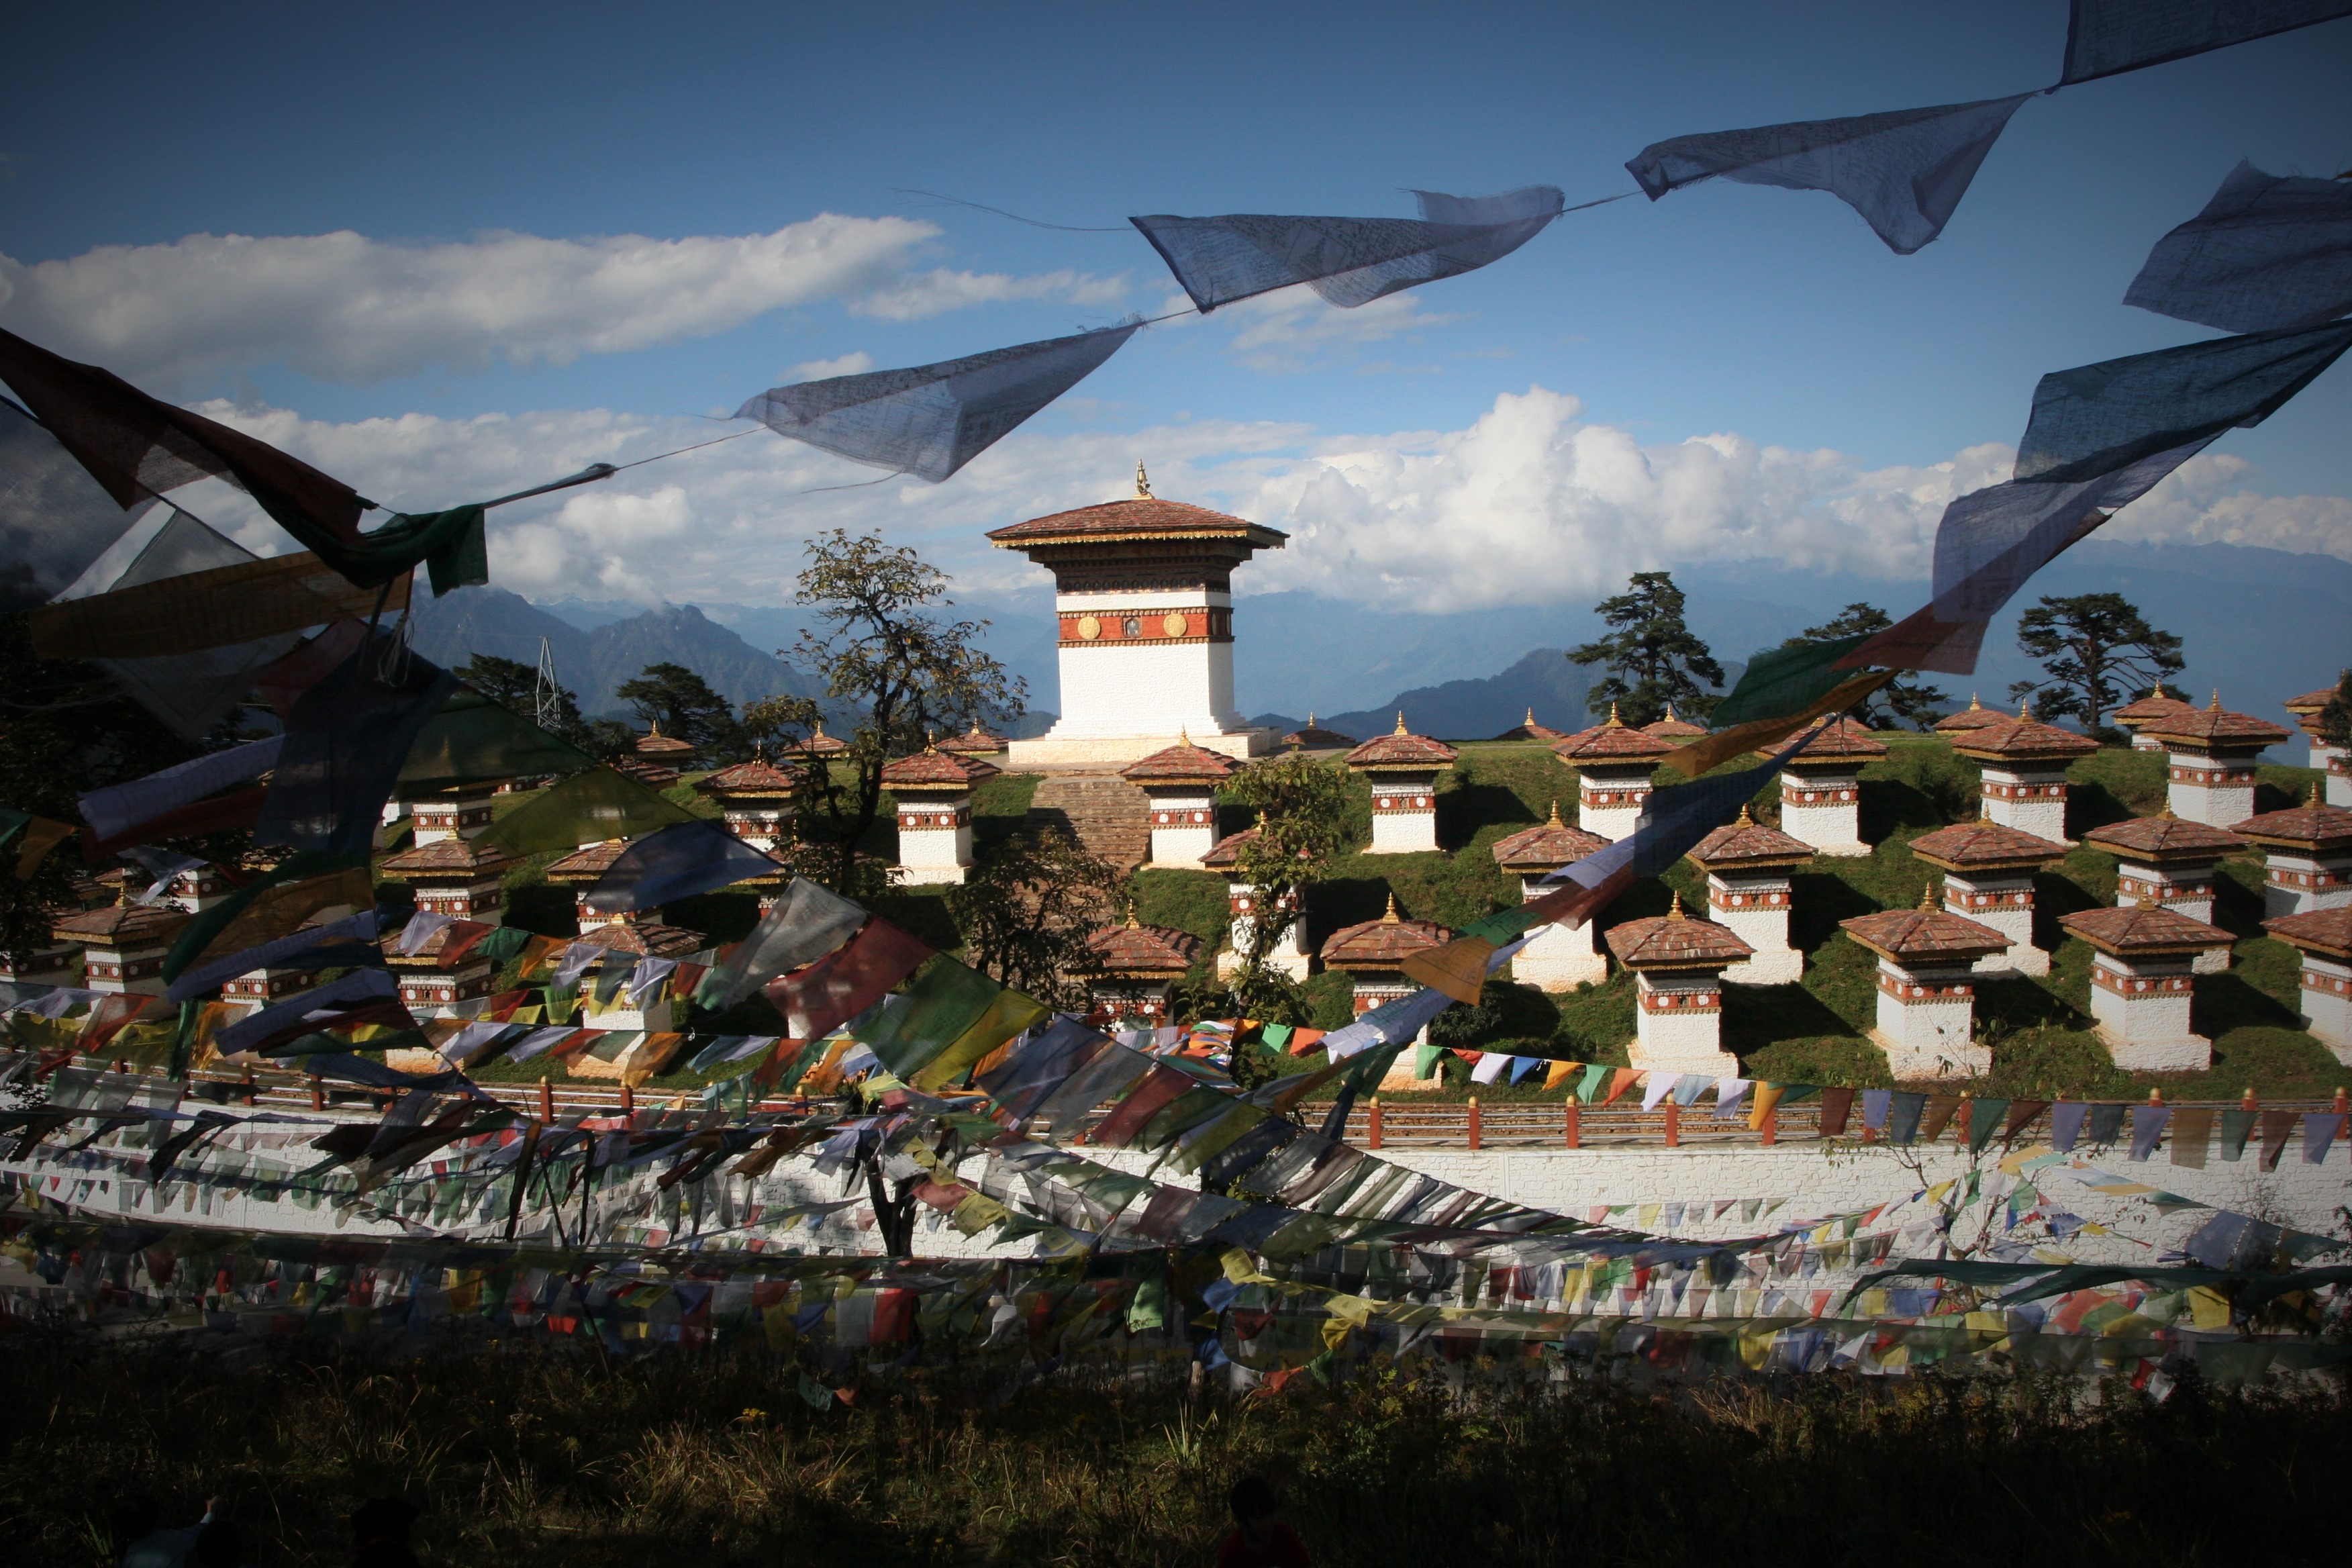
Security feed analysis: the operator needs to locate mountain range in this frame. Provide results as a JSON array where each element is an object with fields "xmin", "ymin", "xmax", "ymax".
[{"xmin": 421, "ymin": 541, "xmax": 2348, "ymax": 752}]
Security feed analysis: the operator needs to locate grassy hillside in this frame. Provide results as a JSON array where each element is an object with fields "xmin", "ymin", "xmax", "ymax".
[{"xmin": 387, "ymin": 740, "xmax": 2345, "ymax": 1101}]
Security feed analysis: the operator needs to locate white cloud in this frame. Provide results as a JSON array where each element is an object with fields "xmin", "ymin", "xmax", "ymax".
[
  {"xmin": 1215, "ymin": 285, "xmax": 1461, "ymax": 373},
  {"xmin": 851, "ymin": 268, "xmax": 1130, "ymax": 322},
  {"xmin": 0, "ymin": 217, "xmax": 1120, "ymax": 387},
  {"xmin": 786, "ymin": 351, "xmax": 876, "ymax": 381},
  {"xmin": 163, "ymin": 385, "xmax": 2350, "ymax": 614}
]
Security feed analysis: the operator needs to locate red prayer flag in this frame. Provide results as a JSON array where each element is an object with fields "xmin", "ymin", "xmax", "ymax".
[
  {"xmin": 763, "ymin": 917, "xmax": 930, "ymax": 1041},
  {"xmin": 1601, "ymin": 1068, "xmax": 1642, "ymax": 1106}
]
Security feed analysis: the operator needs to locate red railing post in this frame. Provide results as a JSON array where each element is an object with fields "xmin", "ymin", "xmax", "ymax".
[
  {"xmin": 1761, "ymin": 1106, "xmax": 1777, "ymax": 1146},
  {"xmin": 539, "ymin": 1079, "xmax": 554, "ymax": 1122},
  {"xmin": 1467, "ymin": 1095, "xmax": 1481, "ymax": 1151},
  {"xmin": 1664, "ymin": 1101, "xmax": 1680, "ymax": 1147},
  {"xmin": 1368, "ymin": 1096, "xmax": 1384, "ymax": 1150},
  {"xmin": 1564, "ymin": 1101, "xmax": 1580, "ymax": 1150}
]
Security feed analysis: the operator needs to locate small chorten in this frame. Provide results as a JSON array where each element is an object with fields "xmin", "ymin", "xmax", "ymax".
[
  {"xmin": 2111, "ymin": 681, "xmax": 2195, "ymax": 752},
  {"xmin": 1905, "ymin": 820, "xmax": 2067, "ymax": 976},
  {"xmin": 1604, "ymin": 897, "xmax": 1753, "ymax": 1077},
  {"xmin": 1283, "ymin": 712, "xmax": 1359, "ymax": 750},
  {"xmin": 2261, "ymin": 905, "xmax": 2352, "ymax": 1063},
  {"xmin": 1552, "ymin": 705, "xmax": 1674, "ymax": 842},
  {"xmin": 1686, "ymin": 801, "xmax": 1814, "ymax": 984},
  {"xmin": 1839, "ymin": 891, "xmax": 2010, "ymax": 1079},
  {"xmin": 881, "ymin": 743, "xmax": 1001, "ymax": 885},
  {"xmin": 1933, "ymin": 695, "xmax": 2010, "ymax": 738},
  {"xmin": 2061, "ymin": 903, "xmax": 2235, "ymax": 1071},
  {"xmin": 1949, "ymin": 707, "xmax": 2097, "ymax": 844},
  {"xmin": 1775, "ymin": 714, "xmax": 1887, "ymax": 857},
  {"xmin": 2138, "ymin": 691, "xmax": 2290, "ymax": 828},
  {"xmin": 1083, "ymin": 907, "xmax": 1202, "ymax": 1030},
  {"xmin": 1120, "ymin": 730, "xmax": 1239, "ymax": 867},
  {"xmin": 2231, "ymin": 786, "xmax": 2352, "ymax": 920},
  {"xmin": 1344, "ymin": 716, "xmax": 1459, "ymax": 855}
]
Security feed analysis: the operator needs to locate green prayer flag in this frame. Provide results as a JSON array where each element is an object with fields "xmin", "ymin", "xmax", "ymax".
[
  {"xmin": 910, "ymin": 986, "xmax": 1050, "ymax": 1091},
  {"xmin": 859, "ymin": 956, "xmax": 1003, "ymax": 1079},
  {"xmin": 160, "ymin": 850, "xmax": 372, "ymax": 983},
  {"xmin": 474, "ymin": 765, "xmax": 697, "ymax": 858},
  {"xmin": 1709, "ymin": 632, "xmax": 1875, "ymax": 729},
  {"xmin": 1577, "ymin": 1063, "xmax": 1612, "ymax": 1104},
  {"xmin": 1413, "ymin": 1042, "xmax": 1443, "ymax": 1080},
  {"xmin": 1968, "ymin": 1097, "xmax": 2010, "ymax": 1155},
  {"xmin": 397, "ymin": 687, "xmax": 596, "ymax": 791},
  {"xmin": 326, "ymin": 503, "xmax": 489, "ymax": 596}
]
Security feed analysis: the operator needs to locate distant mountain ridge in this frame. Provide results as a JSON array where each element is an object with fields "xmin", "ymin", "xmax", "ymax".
[
  {"xmin": 449, "ymin": 541, "xmax": 2348, "ymax": 750},
  {"xmin": 405, "ymin": 588, "xmax": 820, "ymax": 716}
]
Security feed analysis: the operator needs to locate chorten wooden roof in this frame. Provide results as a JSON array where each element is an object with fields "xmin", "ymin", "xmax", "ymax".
[
  {"xmin": 1553, "ymin": 706, "xmax": 1675, "ymax": 763},
  {"xmin": 1641, "ymin": 705, "xmax": 1707, "ymax": 740},
  {"xmin": 1951, "ymin": 707, "xmax": 2099, "ymax": 763},
  {"xmin": 1493, "ymin": 707, "xmax": 1567, "ymax": 742},
  {"xmin": 2137, "ymin": 692, "xmax": 2291, "ymax": 750},
  {"xmin": 1604, "ymin": 893, "xmax": 1753, "ymax": 969},
  {"xmin": 1283, "ymin": 714, "xmax": 1358, "ymax": 748},
  {"xmin": 1086, "ymin": 913, "xmax": 1204, "ymax": 976},
  {"xmin": 881, "ymin": 745, "xmax": 1001, "ymax": 791},
  {"xmin": 987, "ymin": 495, "xmax": 1286, "ymax": 550},
  {"xmin": 793, "ymin": 720, "xmax": 850, "ymax": 758},
  {"xmin": 1906, "ymin": 821, "xmax": 2067, "ymax": 873},
  {"xmin": 1784, "ymin": 714, "xmax": 1888, "ymax": 764},
  {"xmin": 573, "ymin": 915, "xmax": 707, "ymax": 960},
  {"xmin": 2263, "ymin": 905, "xmax": 2352, "ymax": 961},
  {"xmin": 2080, "ymin": 811, "xmax": 2243, "ymax": 864},
  {"xmin": 1933, "ymin": 695, "xmax": 2010, "ymax": 735},
  {"xmin": 2110, "ymin": 684, "xmax": 2195, "ymax": 729},
  {"xmin": 545, "ymin": 838, "xmax": 629, "ymax": 884},
  {"xmin": 2231, "ymin": 789, "xmax": 2352, "ymax": 853},
  {"xmin": 1344, "ymin": 714, "xmax": 1459, "ymax": 770},
  {"xmin": 1491, "ymin": 802, "xmax": 1609, "ymax": 871},
  {"xmin": 1688, "ymin": 805, "xmax": 1814, "ymax": 870},
  {"xmin": 695, "ymin": 755, "xmax": 805, "ymax": 800},
  {"xmin": 634, "ymin": 722, "xmax": 695, "ymax": 759},
  {"xmin": 1120, "ymin": 736, "xmax": 1239, "ymax": 785},
  {"xmin": 52, "ymin": 898, "xmax": 191, "ymax": 946},
  {"xmin": 2061, "ymin": 903, "xmax": 2233, "ymax": 957},
  {"xmin": 380, "ymin": 836, "xmax": 517, "ymax": 878},
  {"xmin": 1320, "ymin": 895, "xmax": 1451, "ymax": 971},
  {"xmin": 940, "ymin": 724, "xmax": 1010, "ymax": 756},
  {"xmin": 1841, "ymin": 894, "xmax": 2010, "ymax": 963}
]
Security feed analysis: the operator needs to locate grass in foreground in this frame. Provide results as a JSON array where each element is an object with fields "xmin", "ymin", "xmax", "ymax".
[{"xmin": 6, "ymin": 1336, "xmax": 2347, "ymax": 1567}]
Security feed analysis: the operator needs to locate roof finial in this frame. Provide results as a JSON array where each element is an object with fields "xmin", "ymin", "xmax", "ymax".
[
  {"xmin": 1134, "ymin": 461, "xmax": 1153, "ymax": 499},
  {"xmin": 813, "ymin": 718, "xmax": 827, "ymax": 738},
  {"xmin": 1126, "ymin": 898, "xmax": 1139, "ymax": 928},
  {"xmin": 1605, "ymin": 702, "xmax": 1623, "ymax": 728},
  {"xmin": 1918, "ymin": 880, "xmax": 1937, "ymax": 910},
  {"xmin": 1379, "ymin": 892, "xmax": 1401, "ymax": 923},
  {"xmin": 1547, "ymin": 799, "xmax": 1563, "ymax": 827},
  {"xmin": 1734, "ymin": 802, "xmax": 1753, "ymax": 828},
  {"xmin": 1967, "ymin": 693, "xmax": 1981, "ymax": 711},
  {"xmin": 1179, "ymin": 726, "xmax": 1191, "ymax": 746},
  {"xmin": 2017, "ymin": 698, "xmax": 2031, "ymax": 720},
  {"xmin": 1393, "ymin": 711, "xmax": 1408, "ymax": 736},
  {"xmin": 2209, "ymin": 688, "xmax": 2222, "ymax": 711},
  {"xmin": 1665, "ymin": 703, "xmax": 1679, "ymax": 723},
  {"xmin": 649, "ymin": 719, "xmax": 662, "ymax": 736},
  {"xmin": 924, "ymin": 730, "xmax": 937, "ymax": 752},
  {"xmin": 1524, "ymin": 706, "xmax": 1536, "ymax": 726},
  {"xmin": 1667, "ymin": 890, "xmax": 1685, "ymax": 920},
  {"xmin": 2310, "ymin": 780, "xmax": 2324, "ymax": 807},
  {"xmin": 2151, "ymin": 681, "xmax": 2167, "ymax": 699}
]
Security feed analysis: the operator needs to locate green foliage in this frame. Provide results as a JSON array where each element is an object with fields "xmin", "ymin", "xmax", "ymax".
[
  {"xmin": 616, "ymin": 661, "xmax": 742, "ymax": 760},
  {"xmin": 2318, "ymin": 667, "xmax": 2352, "ymax": 752},
  {"xmin": 1566, "ymin": 571, "xmax": 1724, "ymax": 725},
  {"xmin": 2007, "ymin": 593, "xmax": 2185, "ymax": 738},
  {"xmin": 765, "ymin": 530, "xmax": 1026, "ymax": 897},
  {"xmin": 1783, "ymin": 602, "xmax": 1951, "ymax": 730},
  {"xmin": 945, "ymin": 826, "xmax": 1124, "ymax": 1012},
  {"xmin": 452, "ymin": 652, "xmax": 602, "ymax": 754}
]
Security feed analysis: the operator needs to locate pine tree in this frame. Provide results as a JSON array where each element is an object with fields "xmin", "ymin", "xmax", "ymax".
[
  {"xmin": 452, "ymin": 653, "xmax": 599, "ymax": 752},
  {"xmin": 1567, "ymin": 571, "xmax": 1724, "ymax": 726},
  {"xmin": 616, "ymin": 662, "xmax": 742, "ymax": 758},
  {"xmin": 1782, "ymin": 603, "xmax": 1950, "ymax": 730},
  {"xmin": 2006, "ymin": 593, "xmax": 2185, "ymax": 740}
]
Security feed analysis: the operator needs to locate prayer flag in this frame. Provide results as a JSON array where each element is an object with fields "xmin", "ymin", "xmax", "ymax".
[
  {"xmin": 475, "ymin": 765, "xmax": 698, "ymax": 858},
  {"xmin": 2130, "ymin": 1103, "xmax": 2171, "ymax": 1162},
  {"xmin": 78, "ymin": 736, "xmax": 281, "ymax": 848},
  {"xmin": 26, "ymin": 548, "xmax": 405, "ymax": 662},
  {"xmin": 695, "ymin": 877, "xmax": 866, "ymax": 1010},
  {"xmin": 2125, "ymin": 160, "xmax": 2352, "ymax": 333},
  {"xmin": 581, "ymin": 818, "xmax": 780, "ymax": 914},
  {"xmin": 765, "ymin": 918, "xmax": 931, "ymax": 1042},
  {"xmin": 215, "ymin": 969, "xmax": 413, "ymax": 1057},
  {"xmin": 856, "ymin": 954, "xmax": 1006, "ymax": 1079},
  {"xmin": 2059, "ymin": 1, "xmax": 2352, "ymax": 85},
  {"xmin": 1132, "ymin": 186, "xmax": 1565, "ymax": 313},
  {"xmin": 1626, "ymin": 95, "xmax": 2031, "ymax": 254},
  {"xmin": 2014, "ymin": 320, "xmax": 2352, "ymax": 485},
  {"xmin": 397, "ymin": 687, "xmax": 596, "ymax": 792},
  {"xmin": 912, "ymin": 987, "xmax": 1050, "ymax": 1092},
  {"xmin": 0, "ymin": 394, "xmax": 154, "ymax": 612},
  {"xmin": 736, "ymin": 324, "xmax": 1140, "ymax": 482},
  {"xmin": 255, "ymin": 634, "xmax": 459, "ymax": 854},
  {"xmin": 160, "ymin": 852, "xmax": 373, "ymax": 983}
]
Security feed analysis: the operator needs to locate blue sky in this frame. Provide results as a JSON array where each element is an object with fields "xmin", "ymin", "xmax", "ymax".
[{"xmin": 4, "ymin": 1, "xmax": 2349, "ymax": 614}]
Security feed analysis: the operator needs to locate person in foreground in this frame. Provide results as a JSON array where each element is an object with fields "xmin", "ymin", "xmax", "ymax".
[{"xmin": 1218, "ymin": 1475, "xmax": 1310, "ymax": 1568}]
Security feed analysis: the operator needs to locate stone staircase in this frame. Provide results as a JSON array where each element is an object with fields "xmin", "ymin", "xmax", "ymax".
[{"xmin": 1026, "ymin": 774, "xmax": 1153, "ymax": 869}]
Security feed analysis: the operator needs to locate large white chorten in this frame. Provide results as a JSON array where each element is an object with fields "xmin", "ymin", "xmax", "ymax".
[{"xmin": 989, "ymin": 467, "xmax": 1285, "ymax": 771}]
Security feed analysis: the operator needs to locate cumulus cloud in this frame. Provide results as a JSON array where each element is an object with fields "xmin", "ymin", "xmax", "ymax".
[
  {"xmin": 0, "ymin": 219, "xmax": 1115, "ymax": 388},
  {"xmin": 1206, "ymin": 285, "xmax": 1461, "ymax": 374},
  {"xmin": 162, "ymin": 384, "xmax": 2349, "ymax": 613},
  {"xmin": 851, "ymin": 268, "xmax": 1130, "ymax": 322},
  {"xmin": 785, "ymin": 351, "xmax": 876, "ymax": 381}
]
